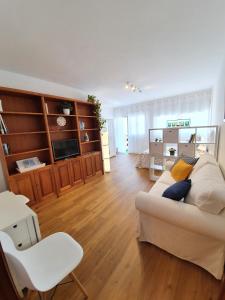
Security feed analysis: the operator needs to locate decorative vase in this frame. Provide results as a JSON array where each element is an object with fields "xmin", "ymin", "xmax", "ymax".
[
  {"xmin": 80, "ymin": 121, "xmax": 85, "ymax": 130},
  {"xmin": 84, "ymin": 133, "xmax": 89, "ymax": 142},
  {"xmin": 63, "ymin": 108, "xmax": 70, "ymax": 115}
]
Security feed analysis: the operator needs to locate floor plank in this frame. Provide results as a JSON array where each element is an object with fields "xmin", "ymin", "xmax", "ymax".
[{"xmin": 31, "ymin": 154, "xmax": 221, "ymax": 300}]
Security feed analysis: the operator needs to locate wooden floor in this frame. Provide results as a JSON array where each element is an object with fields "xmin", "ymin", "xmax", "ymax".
[{"xmin": 31, "ymin": 154, "xmax": 221, "ymax": 300}]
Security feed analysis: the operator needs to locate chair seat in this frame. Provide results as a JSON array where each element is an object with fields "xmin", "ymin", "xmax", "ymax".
[{"xmin": 20, "ymin": 232, "xmax": 83, "ymax": 292}]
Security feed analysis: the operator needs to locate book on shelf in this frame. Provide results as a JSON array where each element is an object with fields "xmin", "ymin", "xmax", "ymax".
[
  {"xmin": 16, "ymin": 157, "xmax": 46, "ymax": 173},
  {"xmin": 0, "ymin": 114, "xmax": 7, "ymax": 134},
  {"xmin": 0, "ymin": 121, "xmax": 5, "ymax": 134},
  {"xmin": 188, "ymin": 133, "xmax": 196, "ymax": 143},
  {"xmin": 0, "ymin": 100, "xmax": 3, "ymax": 112},
  {"xmin": 2, "ymin": 143, "xmax": 10, "ymax": 155}
]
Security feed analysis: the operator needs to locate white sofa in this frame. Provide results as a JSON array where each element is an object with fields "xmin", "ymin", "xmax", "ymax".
[{"xmin": 135, "ymin": 154, "xmax": 225, "ymax": 279}]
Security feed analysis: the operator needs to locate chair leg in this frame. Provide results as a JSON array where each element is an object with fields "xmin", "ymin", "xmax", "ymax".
[{"xmin": 70, "ymin": 272, "xmax": 88, "ymax": 298}]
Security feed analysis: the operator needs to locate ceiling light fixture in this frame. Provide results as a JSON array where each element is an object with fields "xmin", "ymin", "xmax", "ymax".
[{"xmin": 125, "ymin": 82, "xmax": 142, "ymax": 93}]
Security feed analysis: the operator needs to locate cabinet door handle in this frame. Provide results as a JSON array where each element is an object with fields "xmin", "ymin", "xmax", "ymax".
[{"xmin": 13, "ymin": 224, "xmax": 18, "ymax": 229}]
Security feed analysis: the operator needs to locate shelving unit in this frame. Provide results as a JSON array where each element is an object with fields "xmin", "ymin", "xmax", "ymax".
[
  {"xmin": 1, "ymin": 112, "xmax": 44, "ymax": 116},
  {"xmin": 149, "ymin": 126, "xmax": 219, "ymax": 181},
  {"xmin": 0, "ymin": 86, "xmax": 103, "ymax": 205},
  {"xmin": 77, "ymin": 102, "xmax": 102, "ymax": 155}
]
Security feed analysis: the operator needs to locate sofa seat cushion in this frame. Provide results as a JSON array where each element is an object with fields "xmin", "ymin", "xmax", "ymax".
[{"xmin": 185, "ymin": 180, "xmax": 225, "ymax": 214}]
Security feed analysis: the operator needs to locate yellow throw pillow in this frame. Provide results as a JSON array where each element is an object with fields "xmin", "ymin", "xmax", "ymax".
[{"xmin": 171, "ymin": 159, "xmax": 193, "ymax": 182}]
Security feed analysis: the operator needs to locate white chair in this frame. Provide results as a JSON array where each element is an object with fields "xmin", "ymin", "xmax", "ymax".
[{"xmin": 0, "ymin": 231, "xmax": 88, "ymax": 299}]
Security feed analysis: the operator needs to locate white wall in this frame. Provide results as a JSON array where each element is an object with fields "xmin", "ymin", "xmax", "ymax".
[
  {"xmin": 212, "ymin": 60, "xmax": 225, "ymax": 125},
  {"xmin": 0, "ymin": 69, "xmax": 87, "ymax": 99},
  {"xmin": 0, "ymin": 69, "xmax": 89, "ymax": 192},
  {"xmin": 101, "ymin": 106, "xmax": 116, "ymax": 157},
  {"xmin": 212, "ymin": 59, "xmax": 225, "ymax": 176},
  {"xmin": 101, "ymin": 106, "xmax": 114, "ymax": 119}
]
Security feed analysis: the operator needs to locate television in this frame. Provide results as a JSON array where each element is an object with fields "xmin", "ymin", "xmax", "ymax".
[{"xmin": 52, "ymin": 139, "xmax": 80, "ymax": 160}]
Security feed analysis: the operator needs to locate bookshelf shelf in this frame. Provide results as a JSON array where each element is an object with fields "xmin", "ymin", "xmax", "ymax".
[
  {"xmin": 81, "ymin": 140, "xmax": 100, "ymax": 144},
  {"xmin": 1, "ymin": 112, "xmax": 43, "ymax": 116},
  {"xmin": 5, "ymin": 148, "xmax": 50, "ymax": 158},
  {"xmin": 1, "ymin": 131, "xmax": 47, "ymax": 136},
  {"xmin": 47, "ymin": 113, "xmax": 77, "ymax": 117},
  {"xmin": 79, "ymin": 128, "xmax": 99, "ymax": 131},
  {"xmin": 49, "ymin": 129, "xmax": 78, "ymax": 133},
  {"xmin": 77, "ymin": 115, "xmax": 97, "ymax": 118}
]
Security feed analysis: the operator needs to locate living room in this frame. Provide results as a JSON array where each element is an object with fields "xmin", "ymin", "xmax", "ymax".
[{"xmin": 0, "ymin": 1, "xmax": 225, "ymax": 300}]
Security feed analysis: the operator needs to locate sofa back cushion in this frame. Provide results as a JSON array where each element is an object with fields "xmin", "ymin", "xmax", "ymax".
[
  {"xmin": 185, "ymin": 180, "xmax": 225, "ymax": 214},
  {"xmin": 190, "ymin": 163, "xmax": 224, "ymax": 184},
  {"xmin": 191, "ymin": 154, "xmax": 218, "ymax": 176},
  {"xmin": 185, "ymin": 154, "xmax": 225, "ymax": 214}
]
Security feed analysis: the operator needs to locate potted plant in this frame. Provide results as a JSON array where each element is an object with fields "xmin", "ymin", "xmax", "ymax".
[
  {"xmin": 168, "ymin": 147, "xmax": 176, "ymax": 156},
  {"xmin": 87, "ymin": 95, "xmax": 106, "ymax": 130},
  {"xmin": 60, "ymin": 102, "xmax": 73, "ymax": 115}
]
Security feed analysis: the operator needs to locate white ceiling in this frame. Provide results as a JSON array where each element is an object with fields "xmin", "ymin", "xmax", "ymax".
[{"xmin": 0, "ymin": 0, "xmax": 225, "ymax": 107}]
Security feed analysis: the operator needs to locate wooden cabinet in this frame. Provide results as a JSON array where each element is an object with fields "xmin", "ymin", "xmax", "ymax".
[
  {"xmin": 82, "ymin": 152, "xmax": 103, "ymax": 180},
  {"xmin": 9, "ymin": 172, "xmax": 38, "ymax": 206},
  {"xmin": 54, "ymin": 161, "xmax": 73, "ymax": 194},
  {"xmin": 9, "ymin": 153, "xmax": 103, "ymax": 203},
  {"xmin": 82, "ymin": 154, "xmax": 95, "ymax": 180},
  {"xmin": 70, "ymin": 157, "xmax": 84, "ymax": 186},
  {"xmin": 34, "ymin": 166, "xmax": 57, "ymax": 201},
  {"xmin": 9, "ymin": 166, "xmax": 57, "ymax": 204},
  {"xmin": 92, "ymin": 152, "xmax": 103, "ymax": 174}
]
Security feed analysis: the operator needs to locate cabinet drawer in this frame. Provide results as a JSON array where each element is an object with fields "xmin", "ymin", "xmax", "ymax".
[
  {"xmin": 149, "ymin": 143, "xmax": 163, "ymax": 156},
  {"xmin": 179, "ymin": 144, "xmax": 195, "ymax": 157},
  {"xmin": 4, "ymin": 219, "xmax": 32, "ymax": 250},
  {"xmin": 163, "ymin": 129, "xmax": 178, "ymax": 143}
]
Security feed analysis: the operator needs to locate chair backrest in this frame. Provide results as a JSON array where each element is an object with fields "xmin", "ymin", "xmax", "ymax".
[
  {"xmin": 0, "ymin": 231, "xmax": 35, "ymax": 290},
  {"xmin": 0, "ymin": 231, "xmax": 18, "ymax": 256}
]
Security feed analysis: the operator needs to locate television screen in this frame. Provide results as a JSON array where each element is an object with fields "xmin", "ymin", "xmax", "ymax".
[{"xmin": 52, "ymin": 139, "xmax": 80, "ymax": 160}]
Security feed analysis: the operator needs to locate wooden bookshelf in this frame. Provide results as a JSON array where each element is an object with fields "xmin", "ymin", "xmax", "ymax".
[
  {"xmin": 81, "ymin": 140, "xmax": 101, "ymax": 144},
  {"xmin": 0, "ymin": 86, "xmax": 103, "ymax": 205}
]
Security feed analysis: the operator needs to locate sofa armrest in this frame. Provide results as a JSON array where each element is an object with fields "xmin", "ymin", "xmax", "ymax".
[
  {"xmin": 135, "ymin": 191, "xmax": 225, "ymax": 241},
  {"xmin": 164, "ymin": 160, "xmax": 174, "ymax": 171}
]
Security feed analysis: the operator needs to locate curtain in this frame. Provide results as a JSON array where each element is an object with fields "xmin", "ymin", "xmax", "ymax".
[
  {"xmin": 114, "ymin": 89, "xmax": 212, "ymax": 153},
  {"xmin": 105, "ymin": 119, "xmax": 116, "ymax": 157},
  {"xmin": 114, "ymin": 117, "xmax": 127, "ymax": 153}
]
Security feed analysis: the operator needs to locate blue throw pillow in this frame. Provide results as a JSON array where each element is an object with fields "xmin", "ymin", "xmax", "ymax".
[{"xmin": 162, "ymin": 179, "xmax": 192, "ymax": 201}]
